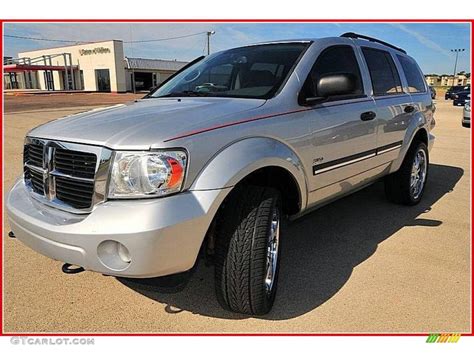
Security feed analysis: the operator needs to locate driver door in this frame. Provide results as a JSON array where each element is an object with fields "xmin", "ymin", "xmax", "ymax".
[{"xmin": 304, "ymin": 45, "xmax": 379, "ymax": 195}]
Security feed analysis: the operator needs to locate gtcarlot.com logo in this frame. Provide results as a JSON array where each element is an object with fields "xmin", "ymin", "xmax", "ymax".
[{"xmin": 10, "ymin": 336, "xmax": 95, "ymax": 346}]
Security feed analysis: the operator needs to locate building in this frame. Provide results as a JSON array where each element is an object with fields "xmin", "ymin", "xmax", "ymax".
[
  {"xmin": 125, "ymin": 57, "xmax": 188, "ymax": 92},
  {"xmin": 425, "ymin": 73, "xmax": 471, "ymax": 87},
  {"xmin": 3, "ymin": 40, "xmax": 188, "ymax": 92}
]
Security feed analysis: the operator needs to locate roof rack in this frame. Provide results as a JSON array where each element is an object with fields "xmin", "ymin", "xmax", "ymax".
[{"xmin": 340, "ymin": 32, "xmax": 407, "ymax": 54}]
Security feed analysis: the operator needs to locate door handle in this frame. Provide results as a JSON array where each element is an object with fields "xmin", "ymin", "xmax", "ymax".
[
  {"xmin": 360, "ymin": 111, "xmax": 376, "ymax": 121},
  {"xmin": 404, "ymin": 105, "xmax": 415, "ymax": 113}
]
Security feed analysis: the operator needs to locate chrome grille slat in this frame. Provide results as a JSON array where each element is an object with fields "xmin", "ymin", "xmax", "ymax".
[
  {"xmin": 25, "ymin": 163, "xmax": 44, "ymax": 173},
  {"xmin": 50, "ymin": 170, "xmax": 94, "ymax": 182}
]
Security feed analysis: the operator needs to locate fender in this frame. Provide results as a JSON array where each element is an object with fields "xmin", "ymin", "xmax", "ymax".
[
  {"xmin": 190, "ymin": 137, "xmax": 308, "ymax": 211},
  {"xmin": 389, "ymin": 110, "xmax": 430, "ymax": 174}
]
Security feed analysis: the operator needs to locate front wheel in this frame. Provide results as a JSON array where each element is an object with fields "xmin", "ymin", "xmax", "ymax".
[
  {"xmin": 214, "ymin": 185, "xmax": 282, "ymax": 315},
  {"xmin": 385, "ymin": 141, "xmax": 429, "ymax": 205}
]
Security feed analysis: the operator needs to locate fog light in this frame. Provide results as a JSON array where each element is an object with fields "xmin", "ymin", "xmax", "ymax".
[
  {"xmin": 97, "ymin": 240, "xmax": 132, "ymax": 271},
  {"xmin": 117, "ymin": 243, "xmax": 131, "ymax": 263}
]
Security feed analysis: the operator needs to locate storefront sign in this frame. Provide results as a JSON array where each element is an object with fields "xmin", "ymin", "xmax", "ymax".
[{"xmin": 79, "ymin": 47, "xmax": 111, "ymax": 56}]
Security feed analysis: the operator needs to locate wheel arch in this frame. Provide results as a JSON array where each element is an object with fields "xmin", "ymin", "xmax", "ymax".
[
  {"xmin": 390, "ymin": 111, "xmax": 430, "ymax": 173},
  {"xmin": 191, "ymin": 137, "xmax": 308, "ymax": 215}
]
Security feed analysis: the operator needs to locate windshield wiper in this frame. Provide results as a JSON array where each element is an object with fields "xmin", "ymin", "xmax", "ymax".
[{"xmin": 153, "ymin": 91, "xmax": 213, "ymax": 98}]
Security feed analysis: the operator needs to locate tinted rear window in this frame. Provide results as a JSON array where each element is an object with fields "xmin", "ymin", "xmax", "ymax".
[
  {"xmin": 362, "ymin": 48, "xmax": 403, "ymax": 96},
  {"xmin": 397, "ymin": 55, "xmax": 426, "ymax": 93}
]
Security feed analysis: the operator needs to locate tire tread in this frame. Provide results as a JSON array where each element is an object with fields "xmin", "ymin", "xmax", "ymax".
[{"xmin": 214, "ymin": 185, "xmax": 280, "ymax": 315}]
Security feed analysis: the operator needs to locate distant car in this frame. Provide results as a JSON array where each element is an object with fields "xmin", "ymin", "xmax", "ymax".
[
  {"xmin": 429, "ymin": 86, "xmax": 436, "ymax": 99},
  {"xmin": 463, "ymin": 100, "xmax": 471, "ymax": 127},
  {"xmin": 446, "ymin": 85, "xmax": 470, "ymax": 100},
  {"xmin": 453, "ymin": 91, "xmax": 471, "ymax": 106}
]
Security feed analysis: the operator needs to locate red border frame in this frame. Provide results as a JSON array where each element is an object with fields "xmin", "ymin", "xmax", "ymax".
[{"xmin": 0, "ymin": 19, "xmax": 473, "ymax": 337}]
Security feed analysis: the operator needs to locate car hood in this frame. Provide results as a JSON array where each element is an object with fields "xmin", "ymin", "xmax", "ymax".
[{"xmin": 28, "ymin": 97, "xmax": 266, "ymax": 150}]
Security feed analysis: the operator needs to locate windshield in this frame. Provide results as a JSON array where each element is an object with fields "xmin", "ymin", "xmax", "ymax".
[{"xmin": 151, "ymin": 43, "xmax": 309, "ymax": 100}]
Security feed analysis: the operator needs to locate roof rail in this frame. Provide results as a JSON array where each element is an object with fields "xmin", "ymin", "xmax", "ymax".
[{"xmin": 340, "ymin": 32, "xmax": 407, "ymax": 54}]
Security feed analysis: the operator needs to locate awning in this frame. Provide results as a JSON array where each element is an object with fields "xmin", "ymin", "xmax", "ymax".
[{"xmin": 4, "ymin": 64, "xmax": 78, "ymax": 72}]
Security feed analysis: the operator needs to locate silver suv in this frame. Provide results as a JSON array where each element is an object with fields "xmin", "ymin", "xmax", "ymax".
[{"xmin": 7, "ymin": 33, "xmax": 435, "ymax": 315}]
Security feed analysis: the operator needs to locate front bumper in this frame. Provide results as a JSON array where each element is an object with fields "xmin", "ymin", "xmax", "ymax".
[{"xmin": 7, "ymin": 179, "xmax": 229, "ymax": 278}]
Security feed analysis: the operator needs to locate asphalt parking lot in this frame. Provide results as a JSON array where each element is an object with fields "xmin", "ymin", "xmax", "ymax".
[{"xmin": 2, "ymin": 95, "xmax": 471, "ymax": 333}]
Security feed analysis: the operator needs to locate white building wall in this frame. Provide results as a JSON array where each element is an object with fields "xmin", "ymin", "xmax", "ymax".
[{"xmin": 19, "ymin": 40, "xmax": 126, "ymax": 92}]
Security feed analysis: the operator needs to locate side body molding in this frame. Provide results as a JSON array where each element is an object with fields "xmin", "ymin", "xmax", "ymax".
[{"xmin": 190, "ymin": 137, "xmax": 308, "ymax": 212}]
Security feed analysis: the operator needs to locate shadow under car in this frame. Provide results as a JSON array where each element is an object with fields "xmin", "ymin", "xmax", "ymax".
[{"xmin": 118, "ymin": 163, "xmax": 463, "ymax": 320}]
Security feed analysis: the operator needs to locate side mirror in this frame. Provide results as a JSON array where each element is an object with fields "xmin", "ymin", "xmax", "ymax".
[
  {"xmin": 304, "ymin": 73, "xmax": 357, "ymax": 105},
  {"xmin": 317, "ymin": 73, "xmax": 356, "ymax": 97}
]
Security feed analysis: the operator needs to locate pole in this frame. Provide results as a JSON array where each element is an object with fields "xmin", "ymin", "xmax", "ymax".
[
  {"xmin": 129, "ymin": 24, "xmax": 136, "ymax": 93},
  {"xmin": 63, "ymin": 54, "xmax": 69, "ymax": 91},
  {"xmin": 207, "ymin": 31, "xmax": 215, "ymax": 55},
  {"xmin": 450, "ymin": 48, "xmax": 465, "ymax": 87},
  {"xmin": 69, "ymin": 53, "xmax": 75, "ymax": 90},
  {"xmin": 453, "ymin": 51, "xmax": 458, "ymax": 86},
  {"xmin": 207, "ymin": 34, "xmax": 210, "ymax": 55}
]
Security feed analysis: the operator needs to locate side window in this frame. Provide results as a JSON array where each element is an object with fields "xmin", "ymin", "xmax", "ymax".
[
  {"xmin": 303, "ymin": 45, "xmax": 364, "ymax": 99},
  {"xmin": 397, "ymin": 55, "xmax": 426, "ymax": 93},
  {"xmin": 362, "ymin": 47, "xmax": 403, "ymax": 96}
]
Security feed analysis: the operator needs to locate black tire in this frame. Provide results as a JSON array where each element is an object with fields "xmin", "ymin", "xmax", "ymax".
[
  {"xmin": 385, "ymin": 140, "xmax": 429, "ymax": 205},
  {"xmin": 214, "ymin": 185, "xmax": 282, "ymax": 315}
]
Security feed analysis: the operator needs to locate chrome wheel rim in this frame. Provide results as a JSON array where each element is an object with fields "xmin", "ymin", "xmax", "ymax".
[
  {"xmin": 264, "ymin": 207, "xmax": 280, "ymax": 295},
  {"xmin": 410, "ymin": 149, "xmax": 427, "ymax": 200}
]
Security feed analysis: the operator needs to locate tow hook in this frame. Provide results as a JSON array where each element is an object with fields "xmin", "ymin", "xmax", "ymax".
[
  {"xmin": 8, "ymin": 231, "xmax": 16, "ymax": 239},
  {"xmin": 61, "ymin": 263, "xmax": 85, "ymax": 274}
]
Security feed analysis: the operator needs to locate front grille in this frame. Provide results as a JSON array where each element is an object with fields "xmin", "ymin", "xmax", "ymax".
[{"xmin": 23, "ymin": 139, "xmax": 101, "ymax": 211}]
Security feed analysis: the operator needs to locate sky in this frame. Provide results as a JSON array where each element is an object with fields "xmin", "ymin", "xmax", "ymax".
[{"xmin": 3, "ymin": 22, "xmax": 471, "ymax": 75}]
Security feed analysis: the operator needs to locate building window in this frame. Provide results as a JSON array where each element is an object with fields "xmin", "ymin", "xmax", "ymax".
[{"xmin": 79, "ymin": 70, "xmax": 84, "ymax": 90}]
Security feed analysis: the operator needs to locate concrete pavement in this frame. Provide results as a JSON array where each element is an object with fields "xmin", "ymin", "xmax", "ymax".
[{"xmin": 3, "ymin": 99, "xmax": 471, "ymax": 333}]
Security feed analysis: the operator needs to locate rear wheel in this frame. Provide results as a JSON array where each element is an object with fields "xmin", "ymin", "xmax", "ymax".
[
  {"xmin": 385, "ymin": 140, "xmax": 429, "ymax": 205},
  {"xmin": 214, "ymin": 185, "xmax": 282, "ymax": 315}
]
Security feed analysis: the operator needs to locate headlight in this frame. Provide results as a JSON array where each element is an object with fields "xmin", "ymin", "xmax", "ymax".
[{"xmin": 108, "ymin": 150, "xmax": 187, "ymax": 198}]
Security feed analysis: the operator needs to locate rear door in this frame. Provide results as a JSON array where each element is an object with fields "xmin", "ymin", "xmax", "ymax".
[
  {"xmin": 395, "ymin": 53, "xmax": 434, "ymax": 132},
  {"xmin": 304, "ymin": 44, "xmax": 379, "ymax": 192},
  {"xmin": 360, "ymin": 47, "xmax": 414, "ymax": 164}
]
